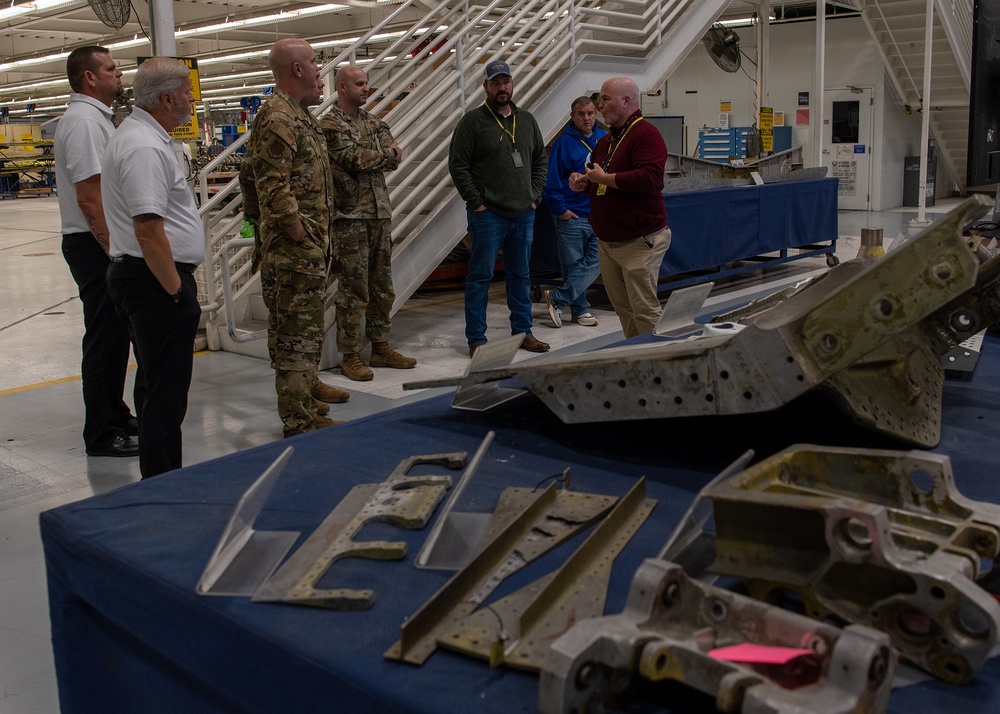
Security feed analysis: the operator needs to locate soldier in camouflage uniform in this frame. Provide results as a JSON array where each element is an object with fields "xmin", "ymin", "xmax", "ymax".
[
  {"xmin": 320, "ymin": 65, "xmax": 415, "ymax": 381},
  {"xmin": 247, "ymin": 38, "xmax": 348, "ymax": 437}
]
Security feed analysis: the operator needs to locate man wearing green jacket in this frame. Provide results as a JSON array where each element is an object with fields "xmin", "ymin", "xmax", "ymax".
[{"xmin": 448, "ymin": 59, "xmax": 549, "ymax": 356}]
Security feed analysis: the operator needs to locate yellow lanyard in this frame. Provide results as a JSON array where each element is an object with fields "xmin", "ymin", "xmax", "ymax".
[
  {"xmin": 577, "ymin": 138, "xmax": 592, "ymax": 156},
  {"xmin": 486, "ymin": 103, "xmax": 516, "ymax": 145},
  {"xmin": 601, "ymin": 115, "xmax": 644, "ymax": 171}
]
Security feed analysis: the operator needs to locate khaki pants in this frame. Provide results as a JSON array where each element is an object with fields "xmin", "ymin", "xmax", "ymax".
[{"xmin": 598, "ymin": 227, "xmax": 671, "ymax": 338}]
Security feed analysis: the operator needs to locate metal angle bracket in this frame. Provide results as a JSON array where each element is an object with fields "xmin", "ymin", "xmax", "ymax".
[
  {"xmin": 385, "ymin": 483, "xmax": 619, "ymax": 665},
  {"xmin": 653, "ymin": 281, "xmax": 715, "ymax": 337},
  {"xmin": 197, "ymin": 446, "xmax": 300, "ymax": 597},
  {"xmin": 416, "ymin": 431, "xmax": 495, "ymax": 570},
  {"xmin": 438, "ymin": 477, "xmax": 657, "ymax": 671},
  {"xmin": 252, "ymin": 449, "xmax": 465, "ymax": 610},
  {"xmin": 454, "ymin": 335, "xmax": 526, "ymax": 411},
  {"xmin": 538, "ymin": 559, "xmax": 896, "ymax": 714}
]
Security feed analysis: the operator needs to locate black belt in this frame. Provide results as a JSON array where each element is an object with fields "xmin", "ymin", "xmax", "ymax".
[{"xmin": 112, "ymin": 254, "xmax": 198, "ymax": 274}]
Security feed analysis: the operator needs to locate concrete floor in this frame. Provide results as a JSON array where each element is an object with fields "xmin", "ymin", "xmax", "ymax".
[{"xmin": 0, "ymin": 193, "xmax": 964, "ymax": 713}]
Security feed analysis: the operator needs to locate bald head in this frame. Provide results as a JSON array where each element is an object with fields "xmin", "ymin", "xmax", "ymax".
[
  {"xmin": 269, "ymin": 39, "xmax": 312, "ymax": 79},
  {"xmin": 267, "ymin": 38, "xmax": 324, "ymax": 109},
  {"xmin": 597, "ymin": 76, "xmax": 641, "ymax": 129},
  {"xmin": 336, "ymin": 65, "xmax": 369, "ymax": 114}
]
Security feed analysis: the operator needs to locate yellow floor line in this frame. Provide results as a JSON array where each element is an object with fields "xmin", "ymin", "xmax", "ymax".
[{"xmin": 0, "ymin": 350, "xmax": 213, "ymax": 396}]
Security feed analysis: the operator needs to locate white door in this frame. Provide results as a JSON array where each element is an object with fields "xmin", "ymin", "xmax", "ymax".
[{"xmin": 823, "ymin": 87, "xmax": 873, "ymax": 211}]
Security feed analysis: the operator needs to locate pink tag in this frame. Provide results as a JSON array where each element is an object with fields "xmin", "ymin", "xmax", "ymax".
[{"xmin": 709, "ymin": 643, "xmax": 813, "ymax": 665}]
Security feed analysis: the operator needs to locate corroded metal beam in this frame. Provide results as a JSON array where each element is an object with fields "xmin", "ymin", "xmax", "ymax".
[{"xmin": 405, "ymin": 196, "xmax": 997, "ymax": 447}]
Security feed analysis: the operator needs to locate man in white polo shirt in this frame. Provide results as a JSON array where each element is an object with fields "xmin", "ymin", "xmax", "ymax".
[
  {"xmin": 54, "ymin": 46, "xmax": 139, "ymax": 458},
  {"xmin": 103, "ymin": 57, "xmax": 204, "ymax": 479}
]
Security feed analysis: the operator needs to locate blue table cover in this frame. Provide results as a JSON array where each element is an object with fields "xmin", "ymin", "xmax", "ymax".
[
  {"xmin": 42, "ymin": 331, "xmax": 1000, "ymax": 714},
  {"xmin": 531, "ymin": 178, "xmax": 838, "ymax": 283}
]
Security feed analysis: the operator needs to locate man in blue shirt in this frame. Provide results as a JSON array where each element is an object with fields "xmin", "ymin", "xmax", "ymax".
[{"xmin": 541, "ymin": 96, "xmax": 607, "ymax": 328}]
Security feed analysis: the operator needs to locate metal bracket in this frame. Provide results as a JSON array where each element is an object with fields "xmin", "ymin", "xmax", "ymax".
[
  {"xmin": 539, "ymin": 559, "xmax": 895, "ymax": 714},
  {"xmin": 196, "ymin": 446, "xmax": 299, "ymax": 596},
  {"xmin": 652, "ymin": 281, "xmax": 715, "ymax": 337},
  {"xmin": 416, "ymin": 431, "xmax": 495, "ymax": 570},
  {"xmin": 695, "ymin": 444, "xmax": 1000, "ymax": 683},
  {"xmin": 385, "ymin": 483, "xmax": 618, "ymax": 665},
  {"xmin": 453, "ymin": 335, "xmax": 525, "ymax": 411},
  {"xmin": 438, "ymin": 478, "xmax": 656, "ymax": 671},
  {"xmin": 252, "ymin": 450, "xmax": 464, "ymax": 609}
]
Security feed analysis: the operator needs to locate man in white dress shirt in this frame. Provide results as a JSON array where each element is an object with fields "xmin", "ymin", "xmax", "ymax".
[
  {"xmin": 54, "ymin": 46, "xmax": 139, "ymax": 458},
  {"xmin": 103, "ymin": 57, "xmax": 204, "ymax": 479}
]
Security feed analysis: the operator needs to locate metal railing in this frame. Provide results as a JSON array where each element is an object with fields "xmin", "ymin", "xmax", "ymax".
[{"xmin": 199, "ymin": 0, "xmax": 714, "ymax": 349}]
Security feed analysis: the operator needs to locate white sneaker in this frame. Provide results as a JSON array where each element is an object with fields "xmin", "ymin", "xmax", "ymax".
[
  {"xmin": 573, "ymin": 313, "xmax": 599, "ymax": 327},
  {"xmin": 543, "ymin": 290, "xmax": 562, "ymax": 328}
]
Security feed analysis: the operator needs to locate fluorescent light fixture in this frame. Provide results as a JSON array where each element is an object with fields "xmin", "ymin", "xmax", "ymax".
[
  {"xmin": 0, "ymin": 36, "xmax": 146, "ymax": 73},
  {"xmin": 0, "ymin": 0, "xmax": 81, "ymax": 23},
  {"xmin": 176, "ymin": 4, "xmax": 348, "ymax": 37},
  {"xmin": 0, "ymin": 92, "xmax": 70, "ymax": 108},
  {"xmin": 0, "ymin": 51, "xmax": 69, "ymax": 73},
  {"xmin": 199, "ymin": 70, "xmax": 273, "ymax": 85},
  {"xmin": 200, "ymin": 85, "xmax": 268, "ymax": 96}
]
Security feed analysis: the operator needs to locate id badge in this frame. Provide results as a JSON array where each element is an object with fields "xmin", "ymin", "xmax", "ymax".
[
  {"xmin": 596, "ymin": 184, "xmax": 607, "ymax": 195},
  {"xmin": 511, "ymin": 149, "xmax": 523, "ymax": 168}
]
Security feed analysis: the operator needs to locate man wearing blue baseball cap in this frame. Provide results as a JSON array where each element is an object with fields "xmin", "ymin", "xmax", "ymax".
[{"xmin": 449, "ymin": 59, "xmax": 549, "ymax": 356}]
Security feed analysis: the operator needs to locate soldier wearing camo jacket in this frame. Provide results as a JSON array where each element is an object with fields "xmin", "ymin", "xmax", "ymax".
[
  {"xmin": 248, "ymin": 38, "xmax": 348, "ymax": 437},
  {"xmin": 320, "ymin": 65, "xmax": 415, "ymax": 382}
]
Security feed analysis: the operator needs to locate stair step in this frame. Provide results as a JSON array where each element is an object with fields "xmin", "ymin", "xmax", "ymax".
[{"xmin": 236, "ymin": 318, "xmax": 268, "ymax": 332}]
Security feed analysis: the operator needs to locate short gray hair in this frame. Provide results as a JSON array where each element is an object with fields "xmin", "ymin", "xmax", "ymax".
[{"xmin": 133, "ymin": 57, "xmax": 190, "ymax": 110}]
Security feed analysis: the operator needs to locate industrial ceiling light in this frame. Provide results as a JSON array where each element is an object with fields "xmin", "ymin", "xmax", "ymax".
[{"xmin": 0, "ymin": 0, "xmax": 81, "ymax": 23}]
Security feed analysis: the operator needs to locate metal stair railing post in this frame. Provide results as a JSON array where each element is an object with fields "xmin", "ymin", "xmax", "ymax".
[{"xmin": 219, "ymin": 237, "xmax": 267, "ymax": 343}]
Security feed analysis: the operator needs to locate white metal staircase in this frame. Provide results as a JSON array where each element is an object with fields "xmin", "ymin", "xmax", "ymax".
[
  {"xmin": 199, "ymin": 0, "xmax": 731, "ymax": 357},
  {"xmin": 860, "ymin": 0, "xmax": 972, "ymax": 196}
]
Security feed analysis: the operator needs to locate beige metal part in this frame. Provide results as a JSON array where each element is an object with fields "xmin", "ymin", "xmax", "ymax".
[
  {"xmin": 701, "ymin": 445, "xmax": 1000, "ymax": 683},
  {"xmin": 384, "ymin": 483, "xmax": 618, "ymax": 665},
  {"xmin": 252, "ymin": 451, "xmax": 464, "ymax": 609},
  {"xmin": 438, "ymin": 478, "xmax": 656, "ymax": 671},
  {"xmin": 539, "ymin": 559, "xmax": 896, "ymax": 714},
  {"xmin": 404, "ymin": 195, "xmax": 999, "ymax": 446}
]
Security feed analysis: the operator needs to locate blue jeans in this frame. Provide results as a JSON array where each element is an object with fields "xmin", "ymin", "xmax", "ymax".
[
  {"xmin": 465, "ymin": 208, "xmax": 534, "ymax": 346},
  {"xmin": 549, "ymin": 216, "xmax": 600, "ymax": 317}
]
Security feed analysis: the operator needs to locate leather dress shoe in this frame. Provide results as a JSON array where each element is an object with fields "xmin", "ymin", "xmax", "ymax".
[
  {"xmin": 120, "ymin": 417, "xmax": 139, "ymax": 436},
  {"xmin": 86, "ymin": 432, "xmax": 140, "ymax": 458},
  {"xmin": 469, "ymin": 343, "xmax": 484, "ymax": 358},
  {"xmin": 520, "ymin": 334, "xmax": 550, "ymax": 353}
]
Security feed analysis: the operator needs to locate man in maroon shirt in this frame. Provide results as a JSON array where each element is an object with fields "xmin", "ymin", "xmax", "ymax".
[{"xmin": 570, "ymin": 76, "xmax": 669, "ymax": 338}]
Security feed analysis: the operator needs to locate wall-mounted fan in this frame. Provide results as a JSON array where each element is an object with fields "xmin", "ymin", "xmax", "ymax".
[
  {"xmin": 88, "ymin": 0, "xmax": 130, "ymax": 29},
  {"xmin": 702, "ymin": 23, "xmax": 741, "ymax": 73}
]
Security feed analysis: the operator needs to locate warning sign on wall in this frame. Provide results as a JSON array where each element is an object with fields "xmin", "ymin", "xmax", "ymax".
[{"xmin": 831, "ymin": 161, "xmax": 857, "ymax": 195}]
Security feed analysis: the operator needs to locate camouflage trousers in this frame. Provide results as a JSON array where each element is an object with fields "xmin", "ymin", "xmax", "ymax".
[
  {"xmin": 331, "ymin": 218, "xmax": 395, "ymax": 353},
  {"xmin": 260, "ymin": 247, "xmax": 327, "ymax": 436}
]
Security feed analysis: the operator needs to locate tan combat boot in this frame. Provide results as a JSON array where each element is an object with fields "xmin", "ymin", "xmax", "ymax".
[
  {"xmin": 341, "ymin": 352, "xmax": 374, "ymax": 381},
  {"xmin": 315, "ymin": 399, "xmax": 330, "ymax": 416},
  {"xmin": 312, "ymin": 378, "xmax": 350, "ymax": 404},
  {"xmin": 369, "ymin": 342, "xmax": 417, "ymax": 369},
  {"xmin": 284, "ymin": 414, "xmax": 340, "ymax": 438}
]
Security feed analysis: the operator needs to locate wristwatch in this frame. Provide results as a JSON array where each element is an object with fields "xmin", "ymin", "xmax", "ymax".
[{"xmin": 170, "ymin": 284, "xmax": 183, "ymax": 304}]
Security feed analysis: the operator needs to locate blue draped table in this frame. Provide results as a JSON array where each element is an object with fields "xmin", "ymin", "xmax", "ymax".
[
  {"xmin": 532, "ymin": 178, "xmax": 839, "ymax": 291},
  {"xmin": 42, "ymin": 332, "xmax": 1000, "ymax": 714}
]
